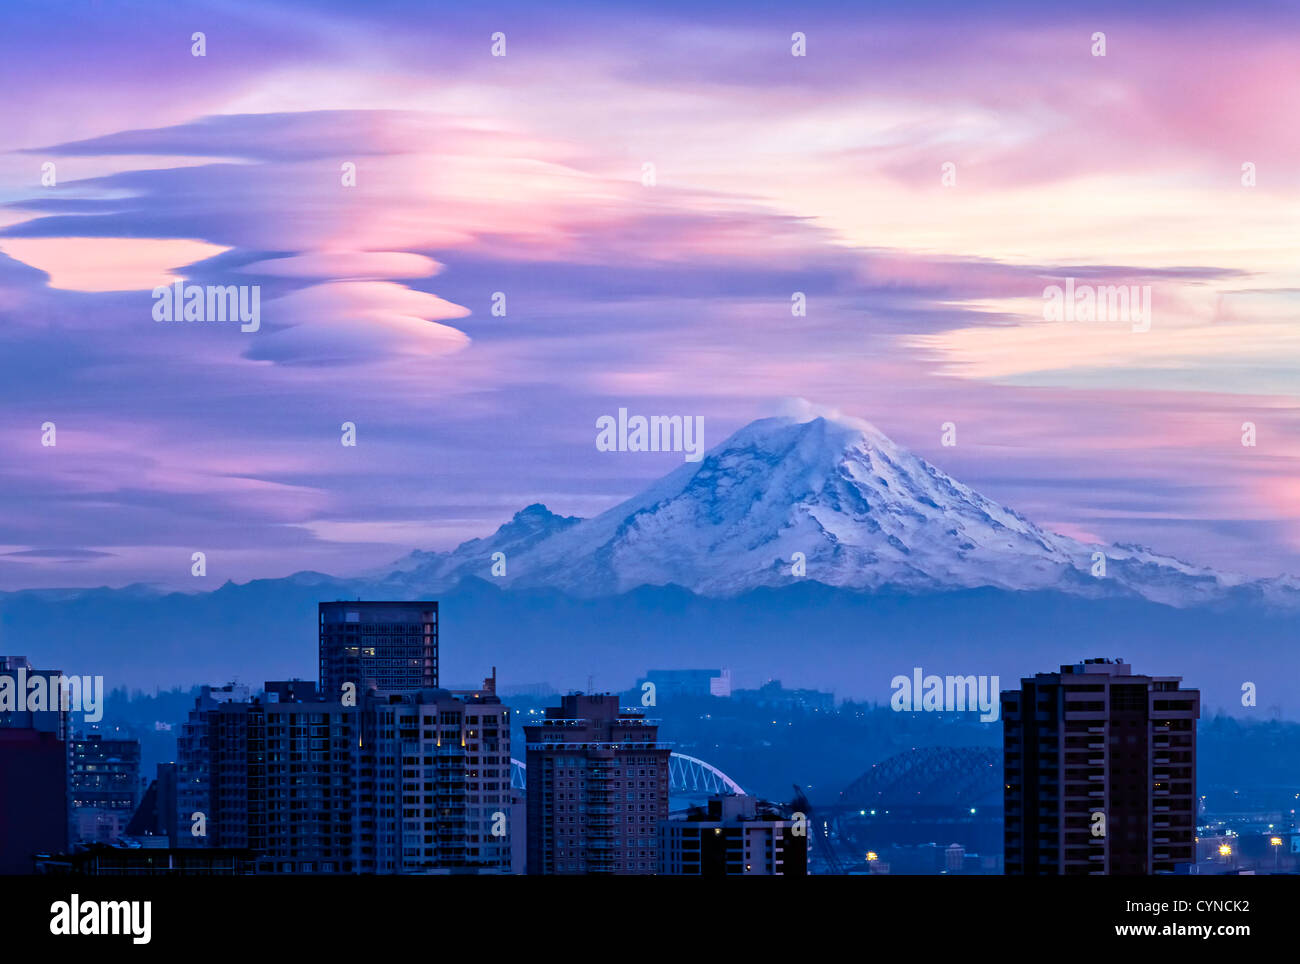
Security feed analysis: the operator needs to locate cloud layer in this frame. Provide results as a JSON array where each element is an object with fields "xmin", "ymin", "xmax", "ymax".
[{"xmin": 2, "ymin": 0, "xmax": 1299, "ymax": 588}]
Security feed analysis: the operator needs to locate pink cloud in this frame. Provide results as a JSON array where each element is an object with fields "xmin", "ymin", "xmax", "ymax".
[
  {"xmin": 0, "ymin": 237, "xmax": 229, "ymax": 291},
  {"xmin": 249, "ymin": 281, "xmax": 471, "ymax": 365}
]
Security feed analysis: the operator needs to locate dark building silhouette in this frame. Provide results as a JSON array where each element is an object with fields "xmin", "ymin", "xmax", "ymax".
[
  {"xmin": 733, "ymin": 679, "xmax": 834, "ymax": 713},
  {"xmin": 0, "ymin": 656, "xmax": 70, "ymax": 874},
  {"xmin": 1003, "ymin": 658, "xmax": 1199, "ymax": 875},
  {"xmin": 525, "ymin": 693, "xmax": 671, "ymax": 875},
  {"xmin": 126, "ymin": 762, "xmax": 180, "ymax": 843},
  {"xmin": 659, "ymin": 795, "xmax": 807, "ymax": 875},
  {"xmin": 176, "ymin": 683, "xmax": 252, "ymax": 849},
  {"xmin": 318, "ymin": 601, "xmax": 438, "ymax": 699},
  {"xmin": 0, "ymin": 729, "xmax": 68, "ymax": 873}
]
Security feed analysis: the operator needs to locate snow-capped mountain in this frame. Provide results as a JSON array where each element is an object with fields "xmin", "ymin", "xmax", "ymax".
[
  {"xmin": 374, "ymin": 503, "xmax": 581, "ymax": 582},
  {"xmin": 377, "ymin": 412, "xmax": 1277, "ymax": 608},
  {"xmin": 8, "ymin": 411, "xmax": 1300, "ymax": 699}
]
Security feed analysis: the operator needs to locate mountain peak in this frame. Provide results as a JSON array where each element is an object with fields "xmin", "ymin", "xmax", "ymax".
[
  {"xmin": 499, "ymin": 503, "xmax": 580, "ymax": 533},
  {"xmin": 744, "ymin": 402, "xmax": 897, "ymax": 452},
  {"xmin": 378, "ymin": 408, "xmax": 1250, "ymax": 607}
]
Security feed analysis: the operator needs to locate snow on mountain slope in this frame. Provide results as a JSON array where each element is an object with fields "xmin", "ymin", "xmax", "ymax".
[
  {"xmin": 374, "ymin": 503, "xmax": 582, "ymax": 585},
  {"xmin": 380, "ymin": 413, "xmax": 1260, "ymax": 606}
]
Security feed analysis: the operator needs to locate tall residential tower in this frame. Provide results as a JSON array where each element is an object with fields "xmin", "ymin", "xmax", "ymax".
[
  {"xmin": 525, "ymin": 693, "xmax": 671, "ymax": 875},
  {"xmin": 318, "ymin": 601, "xmax": 438, "ymax": 699},
  {"xmin": 1002, "ymin": 658, "xmax": 1199, "ymax": 875}
]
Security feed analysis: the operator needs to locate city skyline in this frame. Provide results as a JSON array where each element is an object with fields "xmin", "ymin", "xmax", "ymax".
[
  {"xmin": 0, "ymin": 586, "xmax": 1294, "ymax": 881},
  {"xmin": 8, "ymin": 630, "xmax": 1295, "ymax": 878}
]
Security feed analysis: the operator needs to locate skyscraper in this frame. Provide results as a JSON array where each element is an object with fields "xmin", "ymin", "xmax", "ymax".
[
  {"xmin": 357, "ymin": 677, "xmax": 511, "ymax": 873},
  {"xmin": 178, "ymin": 681, "xmax": 353, "ymax": 868},
  {"xmin": 525, "ymin": 693, "xmax": 671, "ymax": 875},
  {"xmin": 176, "ymin": 682, "xmax": 252, "ymax": 850},
  {"xmin": 1002, "ymin": 658, "xmax": 1199, "ymax": 875},
  {"xmin": 318, "ymin": 601, "xmax": 438, "ymax": 699},
  {"xmin": 177, "ymin": 675, "xmax": 509, "ymax": 873}
]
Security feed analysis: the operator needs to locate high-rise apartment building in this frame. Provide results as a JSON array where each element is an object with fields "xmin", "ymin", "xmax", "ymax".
[
  {"xmin": 525, "ymin": 693, "xmax": 671, "ymax": 875},
  {"xmin": 318, "ymin": 601, "xmax": 438, "ymax": 699},
  {"xmin": 70, "ymin": 731, "xmax": 142, "ymax": 843},
  {"xmin": 659, "ymin": 795, "xmax": 807, "ymax": 875},
  {"xmin": 70, "ymin": 733, "xmax": 141, "ymax": 811},
  {"xmin": 178, "ymin": 675, "xmax": 509, "ymax": 873},
  {"xmin": 358, "ymin": 677, "xmax": 511, "ymax": 873},
  {"xmin": 176, "ymin": 682, "xmax": 252, "ymax": 849},
  {"xmin": 1002, "ymin": 658, "xmax": 1199, "ymax": 875},
  {"xmin": 252, "ymin": 684, "xmax": 356, "ymax": 873},
  {"xmin": 180, "ymin": 682, "xmax": 357, "ymax": 871}
]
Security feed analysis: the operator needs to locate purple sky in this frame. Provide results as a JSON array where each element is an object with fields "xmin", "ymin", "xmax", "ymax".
[{"xmin": 2, "ymin": 0, "xmax": 1299, "ymax": 589}]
